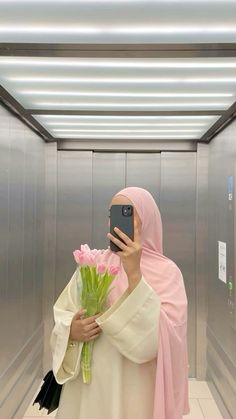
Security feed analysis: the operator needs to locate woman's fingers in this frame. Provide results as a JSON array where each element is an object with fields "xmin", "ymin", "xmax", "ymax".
[
  {"xmin": 82, "ymin": 326, "xmax": 101, "ymax": 341},
  {"xmin": 113, "ymin": 227, "xmax": 133, "ymax": 245},
  {"xmin": 82, "ymin": 313, "xmax": 102, "ymax": 325},
  {"xmin": 84, "ymin": 322, "xmax": 101, "ymax": 332},
  {"xmin": 107, "ymin": 232, "xmax": 126, "ymax": 250},
  {"xmin": 71, "ymin": 312, "xmax": 103, "ymax": 342},
  {"xmin": 87, "ymin": 326, "xmax": 101, "ymax": 337},
  {"xmin": 73, "ymin": 308, "xmax": 87, "ymax": 320},
  {"xmin": 108, "ymin": 223, "xmax": 140, "ymax": 250},
  {"xmin": 79, "ymin": 315, "xmax": 102, "ymax": 339},
  {"xmin": 87, "ymin": 333, "xmax": 101, "ymax": 342}
]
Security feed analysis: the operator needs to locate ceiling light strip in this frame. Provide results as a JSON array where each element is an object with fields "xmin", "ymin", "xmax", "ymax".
[
  {"xmin": 52, "ymin": 129, "xmax": 202, "ymax": 133},
  {"xmin": 44, "ymin": 122, "xmax": 207, "ymax": 127},
  {"xmin": 8, "ymin": 77, "xmax": 236, "ymax": 84},
  {"xmin": 2, "ymin": 58, "xmax": 236, "ymax": 68},
  {"xmin": 1, "ymin": 24, "xmax": 236, "ymax": 36},
  {"xmin": 33, "ymin": 102, "xmax": 229, "ymax": 108},
  {"xmin": 37, "ymin": 114, "xmax": 219, "ymax": 118},
  {"xmin": 55, "ymin": 134, "xmax": 198, "ymax": 139},
  {"xmin": 20, "ymin": 91, "xmax": 233, "ymax": 98}
]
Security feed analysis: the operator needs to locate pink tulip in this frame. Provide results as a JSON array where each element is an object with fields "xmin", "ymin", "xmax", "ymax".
[
  {"xmin": 91, "ymin": 249, "xmax": 103, "ymax": 262},
  {"xmin": 73, "ymin": 250, "xmax": 79, "ymax": 263},
  {"xmin": 86, "ymin": 253, "xmax": 97, "ymax": 267},
  {"xmin": 108, "ymin": 265, "xmax": 120, "ymax": 276},
  {"xmin": 91, "ymin": 248, "xmax": 99, "ymax": 255},
  {"xmin": 81, "ymin": 244, "xmax": 91, "ymax": 253},
  {"xmin": 97, "ymin": 263, "xmax": 107, "ymax": 275},
  {"xmin": 73, "ymin": 245, "xmax": 106, "ymax": 268},
  {"xmin": 73, "ymin": 250, "xmax": 87, "ymax": 266}
]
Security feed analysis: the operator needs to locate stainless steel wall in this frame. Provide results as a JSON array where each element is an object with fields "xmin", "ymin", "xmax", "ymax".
[
  {"xmin": 196, "ymin": 143, "xmax": 208, "ymax": 380},
  {"xmin": 206, "ymin": 120, "xmax": 236, "ymax": 419},
  {"xmin": 126, "ymin": 153, "xmax": 161, "ymax": 205},
  {"xmin": 92, "ymin": 152, "xmax": 161, "ymax": 249},
  {"xmin": 92, "ymin": 152, "xmax": 126, "ymax": 249},
  {"xmin": 160, "ymin": 152, "xmax": 197, "ymax": 377},
  {"xmin": 56, "ymin": 151, "xmax": 93, "ymax": 296},
  {"xmin": 48, "ymin": 150, "xmax": 196, "ymax": 378},
  {"xmin": 0, "ymin": 103, "xmax": 45, "ymax": 418},
  {"xmin": 2, "ymin": 99, "xmax": 236, "ymax": 418}
]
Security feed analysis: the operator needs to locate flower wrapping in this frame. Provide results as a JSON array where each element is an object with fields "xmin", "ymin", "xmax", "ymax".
[{"xmin": 73, "ymin": 245, "xmax": 119, "ymax": 384}]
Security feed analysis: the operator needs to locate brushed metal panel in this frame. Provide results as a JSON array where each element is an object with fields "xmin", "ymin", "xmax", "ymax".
[
  {"xmin": 6, "ymin": 117, "xmax": 25, "ymax": 359},
  {"xmin": 0, "ymin": 105, "xmax": 10, "ymax": 373},
  {"xmin": 32, "ymin": 131, "xmax": 45, "ymax": 329},
  {"xmin": 92, "ymin": 152, "xmax": 126, "ymax": 250},
  {"xmin": 0, "ymin": 323, "xmax": 43, "ymax": 406},
  {"xmin": 207, "ymin": 326, "xmax": 236, "ymax": 419},
  {"xmin": 22, "ymin": 128, "xmax": 37, "ymax": 342},
  {"xmin": 13, "ymin": 365, "xmax": 42, "ymax": 419},
  {"xmin": 207, "ymin": 381, "xmax": 232, "ymax": 419},
  {"xmin": 196, "ymin": 143, "xmax": 208, "ymax": 379},
  {"xmin": 160, "ymin": 152, "xmax": 196, "ymax": 377},
  {"xmin": 56, "ymin": 151, "xmax": 93, "ymax": 297},
  {"xmin": 126, "ymin": 153, "xmax": 161, "ymax": 206},
  {"xmin": 58, "ymin": 140, "xmax": 197, "ymax": 152},
  {"xmin": 3, "ymin": 42, "xmax": 236, "ymax": 58},
  {"xmin": 1, "ymin": 348, "xmax": 42, "ymax": 419},
  {"xmin": 0, "ymin": 103, "xmax": 45, "ymax": 418},
  {"xmin": 43, "ymin": 142, "xmax": 58, "ymax": 373},
  {"xmin": 208, "ymin": 120, "xmax": 236, "ymax": 361},
  {"xmin": 207, "ymin": 119, "xmax": 236, "ymax": 417}
]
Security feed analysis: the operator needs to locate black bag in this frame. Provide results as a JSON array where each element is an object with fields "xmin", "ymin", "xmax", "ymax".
[{"xmin": 33, "ymin": 370, "xmax": 63, "ymax": 415}]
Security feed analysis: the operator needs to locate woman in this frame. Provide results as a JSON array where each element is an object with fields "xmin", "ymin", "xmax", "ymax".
[{"xmin": 50, "ymin": 187, "xmax": 190, "ymax": 419}]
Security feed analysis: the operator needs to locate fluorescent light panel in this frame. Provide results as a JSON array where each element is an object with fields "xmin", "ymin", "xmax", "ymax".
[
  {"xmin": 34, "ymin": 113, "xmax": 219, "ymax": 139},
  {"xmin": 35, "ymin": 115, "xmax": 219, "ymax": 120},
  {"xmin": 32, "ymin": 101, "xmax": 229, "ymax": 108},
  {"xmin": 19, "ymin": 90, "xmax": 233, "ymax": 98},
  {"xmin": 35, "ymin": 115, "xmax": 220, "ymax": 130},
  {"xmin": 45, "ymin": 122, "xmax": 207, "ymax": 127},
  {"xmin": 2, "ymin": 0, "xmax": 234, "ymax": 2},
  {"xmin": 1, "ymin": 1, "xmax": 236, "ymax": 45},
  {"xmin": 8, "ymin": 76, "xmax": 236, "ymax": 84},
  {"xmin": 52, "ymin": 129, "xmax": 202, "ymax": 133},
  {"xmin": 2, "ymin": 58, "xmax": 236, "ymax": 69},
  {"xmin": 55, "ymin": 133, "xmax": 198, "ymax": 139},
  {"xmin": 1, "ymin": 24, "xmax": 236, "ymax": 36}
]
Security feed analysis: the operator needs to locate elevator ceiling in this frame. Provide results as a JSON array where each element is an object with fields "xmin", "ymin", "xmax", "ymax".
[{"xmin": 0, "ymin": 0, "xmax": 236, "ymax": 144}]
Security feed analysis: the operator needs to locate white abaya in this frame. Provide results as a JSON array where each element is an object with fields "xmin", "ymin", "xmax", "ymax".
[{"xmin": 50, "ymin": 270, "xmax": 161, "ymax": 419}]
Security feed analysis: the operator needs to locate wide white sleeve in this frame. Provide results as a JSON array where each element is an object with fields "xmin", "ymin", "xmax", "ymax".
[
  {"xmin": 50, "ymin": 269, "xmax": 83, "ymax": 384},
  {"xmin": 96, "ymin": 277, "xmax": 161, "ymax": 364}
]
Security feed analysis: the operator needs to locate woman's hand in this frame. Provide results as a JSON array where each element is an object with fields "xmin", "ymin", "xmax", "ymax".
[
  {"xmin": 70, "ymin": 309, "xmax": 102, "ymax": 342},
  {"xmin": 107, "ymin": 219, "xmax": 142, "ymax": 292}
]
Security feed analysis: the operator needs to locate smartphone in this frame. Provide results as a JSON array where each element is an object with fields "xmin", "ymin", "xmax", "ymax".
[{"xmin": 110, "ymin": 204, "xmax": 134, "ymax": 252}]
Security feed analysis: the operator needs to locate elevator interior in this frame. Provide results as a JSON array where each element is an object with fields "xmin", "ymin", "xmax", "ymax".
[{"xmin": 1, "ymin": 1, "xmax": 236, "ymax": 418}]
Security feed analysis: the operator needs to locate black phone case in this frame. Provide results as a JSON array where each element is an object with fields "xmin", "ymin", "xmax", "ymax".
[{"xmin": 110, "ymin": 205, "xmax": 134, "ymax": 252}]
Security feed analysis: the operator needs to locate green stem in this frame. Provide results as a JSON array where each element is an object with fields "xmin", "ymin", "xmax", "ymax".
[{"xmin": 81, "ymin": 341, "xmax": 93, "ymax": 384}]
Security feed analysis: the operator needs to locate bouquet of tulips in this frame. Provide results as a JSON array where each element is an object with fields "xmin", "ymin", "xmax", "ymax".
[{"xmin": 73, "ymin": 244, "xmax": 119, "ymax": 384}]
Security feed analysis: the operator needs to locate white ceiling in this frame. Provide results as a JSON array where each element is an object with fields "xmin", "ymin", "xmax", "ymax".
[
  {"xmin": 34, "ymin": 114, "xmax": 220, "ymax": 140},
  {"xmin": 0, "ymin": 0, "xmax": 236, "ymax": 142},
  {"xmin": 1, "ymin": 0, "xmax": 236, "ymax": 43}
]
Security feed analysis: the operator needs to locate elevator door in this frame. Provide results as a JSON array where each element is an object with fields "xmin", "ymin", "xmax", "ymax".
[
  {"xmin": 55, "ymin": 150, "xmax": 196, "ymax": 376},
  {"xmin": 126, "ymin": 153, "xmax": 161, "ymax": 205},
  {"xmin": 92, "ymin": 153, "xmax": 126, "ymax": 249},
  {"xmin": 55, "ymin": 151, "xmax": 93, "ymax": 296},
  {"xmin": 92, "ymin": 152, "xmax": 161, "ymax": 249}
]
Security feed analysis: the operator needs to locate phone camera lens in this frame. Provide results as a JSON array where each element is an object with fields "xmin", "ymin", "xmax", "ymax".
[{"xmin": 122, "ymin": 205, "xmax": 133, "ymax": 216}]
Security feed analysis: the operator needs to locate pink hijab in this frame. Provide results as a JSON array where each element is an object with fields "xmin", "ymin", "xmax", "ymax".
[{"xmin": 100, "ymin": 187, "xmax": 190, "ymax": 419}]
